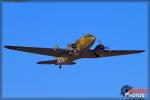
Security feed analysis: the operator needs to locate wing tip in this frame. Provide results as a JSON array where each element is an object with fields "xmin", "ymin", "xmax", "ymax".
[
  {"xmin": 138, "ymin": 50, "xmax": 145, "ymax": 53},
  {"xmin": 4, "ymin": 45, "xmax": 17, "ymax": 49},
  {"xmin": 4, "ymin": 45, "xmax": 12, "ymax": 49}
]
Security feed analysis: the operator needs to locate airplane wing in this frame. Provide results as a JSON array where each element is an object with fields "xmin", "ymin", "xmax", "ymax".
[
  {"xmin": 5, "ymin": 45, "xmax": 69, "ymax": 57},
  {"xmin": 80, "ymin": 50, "xmax": 144, "ymax": 58}
]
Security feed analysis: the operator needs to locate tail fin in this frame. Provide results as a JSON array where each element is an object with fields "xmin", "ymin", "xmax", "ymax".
[
  {"xmin": 53, "ymin": 44, "xmax": 59, "ymax": 60},
  {"xmin": 37, "ymin": 60, "xmax": 76, "ymax": 65}
]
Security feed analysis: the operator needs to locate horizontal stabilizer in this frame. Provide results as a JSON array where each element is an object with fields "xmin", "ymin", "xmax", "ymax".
[
  {"xmin": 37, "ymin": 60, "xmax": 76, "ymax": 65},
  {"xmin": 37, "ymin": 60, "xmax": 57, "ymax": 64}
]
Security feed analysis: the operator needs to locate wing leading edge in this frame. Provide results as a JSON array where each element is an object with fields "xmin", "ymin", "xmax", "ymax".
[
  {"xmin": 5, "ymin": 46, "xmax": 144, "ymax": 58},
  {"xmin": 5, "ymin": 45, "xmax": 69, "ymax": 57},
  {"xmin": 80, "ymin": 50, "xmax": 144, "ymax": 58}
]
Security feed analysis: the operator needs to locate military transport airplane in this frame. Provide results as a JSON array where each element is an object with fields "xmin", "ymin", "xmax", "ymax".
[{"xmin": 5, "ymin": 34, "xmax": 144, "ymax": 69}]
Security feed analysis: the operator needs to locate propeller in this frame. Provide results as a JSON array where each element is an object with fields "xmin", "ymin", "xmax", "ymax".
[
  {"xmin": 67, "ymin": 42, "xmax": 76, "ymax": 49},
  {"xmin": 97, "ymin": 40, "xmax": 109, "ymax": 50}
]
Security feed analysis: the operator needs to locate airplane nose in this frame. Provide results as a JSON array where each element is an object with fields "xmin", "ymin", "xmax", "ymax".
[
  {"xmin": 90, "ymin": 35, "xmax": 95, "ymax": 41},
  {"xmin": 92, "ymin": 36, "xmax": 95, "ymax": 41},
  {"xmin": 88, "ymin": 36, "xmax": 95, "ymax": 45},
  {"xmin": 84, "ymin": 34, "xmax": 95, "ymax": 43}
]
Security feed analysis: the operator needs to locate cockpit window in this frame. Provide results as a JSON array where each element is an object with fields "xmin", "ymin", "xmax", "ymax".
[{"xmin": 85, "ymin": 34, "xmax": 92, "ymax": 38}]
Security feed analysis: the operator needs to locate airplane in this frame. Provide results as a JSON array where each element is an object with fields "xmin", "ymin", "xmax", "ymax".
[{"xmin": 5, "ymin": 34, "xmax": 144, "ymax": 69}]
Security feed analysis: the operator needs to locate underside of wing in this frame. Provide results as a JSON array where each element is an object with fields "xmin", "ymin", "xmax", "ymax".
[
  {"xmin": 5, "ymin": 45, "xmax": 69, "ymax": 57},
  {"xmin": 80, "ymin": 50, "xmax": 144, "ymax": 58}
]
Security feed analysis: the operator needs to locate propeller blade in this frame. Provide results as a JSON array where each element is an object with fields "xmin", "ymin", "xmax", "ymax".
[
  {"xmin": 105, "ymin": 46, "xmax": 110, "ymax": 50},
  {"xmin": 98, "ymin": 40, "xmax": 110, "ymax": 50}
]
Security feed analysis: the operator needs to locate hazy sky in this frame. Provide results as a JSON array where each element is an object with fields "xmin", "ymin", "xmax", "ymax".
[{"xmin": 2, "ymin": 2, "xmax": 148, "ymax": 98}]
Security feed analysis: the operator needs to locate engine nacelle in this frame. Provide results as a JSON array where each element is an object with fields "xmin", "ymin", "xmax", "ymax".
[
  {"xmin": 94, "ymin": 44, "xmax": 105, "ymax": 51},
  {"xmin": 94, "ymin": 44, "xmax": 106, "ymax": 57},
  {"xmin": 67, "ymin": 43, "xmax": 77, "ymax": 56},
  {"xmin": 67, "ymin": 43, "xmax": 77, "ymax": 49}
]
